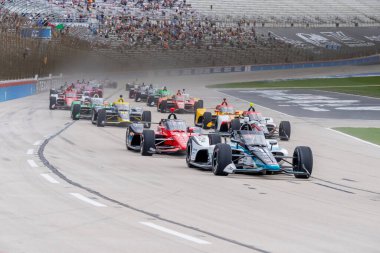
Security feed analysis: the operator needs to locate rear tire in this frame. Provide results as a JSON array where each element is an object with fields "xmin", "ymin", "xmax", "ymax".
[
  {"xmin": 279, "ymin": 121, "xmax": 291, "ymax": 140},
  {"xmin": 97, "ymin": 109, "xmax": 106, "ymax": 127},
  {"xmin": 72, "ymin": 104, "xmax": 81, "ymax": 120},
  {"xmin": 293, "ymin": 146, "xmax": 313, "ymax": 179},
  {"xmin": 49, "ymin": 97, "xmax": 56, "ymax": 110},
  {"xmin": 160, "ymin": 100, "xmax": 167, "ymax": 113},
  {"xmin": 135, "ymin": 92, "xmax": 140, "ymax": 102},
  {"xmin": 142, "ymin": 111, "xmax": 152, "ymax": 128},
  {"xmin": 208, "ymin": 134, "xmax": 222, "ymax": 145},
  {"xmin": 230, "ymin": 118, "xmax": 241, "ymax": 131},
  {"xmin": 147, "ymin": 96, "xmax": 154, "ymax": 106},
  {"xmin": 141, "ymin": 130, "xmax": 155, "ymax": 156},
  {"xmin": 212, "ymin": 144, "xmax": 231, "ymax": 176},
  {"xmin": 202, "ymin": 112, "xmax": 212, "ymax": 129}
]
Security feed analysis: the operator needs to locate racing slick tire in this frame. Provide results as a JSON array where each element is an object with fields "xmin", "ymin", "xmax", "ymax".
[
  {"xmin": 135, "ymin": 92, "xmax": 141, "ymax": 102},
  {"xmin": 71, "ymin": 104, "xmax": 81, "ymax": 120},
  {"xmin": 91, "ymin": 110, "xmax": 97, "ymax": 125},
  {"xmin": 230, "ymin": 118, "xmax": 241, "ymax": 131},
  {"xmin": 202, "ymin": 112, "xmax": 212, "ymax": 129},
  {"xmin": 49, "ymin": 97, "xmax": 56, "ymax": 110},
  {"xmin": 194, "ymin": 100, "xmax": 204, "ymax": 112},
  {"xmin": 160, "ymin": 100, "xmax": 168, "ymax": 113},
  {"xmin": 97, "ymin": 109, "xmax": 106, "ymax": 127},
  {"xmin": 293, "ymin": 146, "xmax": 313, "ymax": 179},
  {"xmin": 129, "ymin": 90, "xmax": 135, "ymax": 99},
  {"xmin": 186, "ymin": 140, "xmax": 196, "ymax": 168},
  {"xmin": 141, "ymin": 130, "xmax": 155, "ymax": 156},
  {"xmin": 208, "ymin": 134, "xmax": 222, "ymax": 145},
  {"xmin": 142, "ymin": 111, "xmax": 152, "ymax": 128},
  {"xmin": 147, "ymin": 96, "xmax": 155, "ymax": 107},
  {"xmin": 125, "ymin": 128, "xmax": 133, "ymax": 150},
  {"xmin": 279, "ymin": 121, "xmax": 291, "ymax": 141},
  {"xmin": 212, "ymin": 143, "xmax": 231, "ymax": 176}
]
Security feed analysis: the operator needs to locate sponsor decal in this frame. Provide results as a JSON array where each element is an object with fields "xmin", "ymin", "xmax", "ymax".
[
  {"xmin": 296, "ymin": 33, "xmax": 341, "ymax": 49},
  {"xmin": 321, "ymin": 31, "xmax": 374, "ymax": 47}
]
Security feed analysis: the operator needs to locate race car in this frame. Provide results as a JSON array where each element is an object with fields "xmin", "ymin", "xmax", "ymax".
[
  {"xmin": 71, "ymin": 96, "xmax": 104, "ymax": 120},
  {"xmin": 49, "ymin": 88, "xmax": 81, "ymax": 110},
  {"xmin": 134, "ymin": 84, "xmax": 150, "ymax": 102},
  {"xmin": 126, "ymin": 109, "xmax": 200, "ymax": 155},
  {"xmin": 157, "ymin": 90, "xmax": 203, "ymax": 114},
  {"xmin": 241, "ymin": 103, "xmax": 291, "ymax": 140},
  {"xmin": 146, "ymin": 87, "xmax": 171, "ymax": 107},
  {"xmin": 194, "ymin": 98, "xmax": 243, "ymax": 131},
  {"xmin": 186, "ymin": 121, "xmax": 312, "ymax": 178},
  {"xmin": 91, "ymin": 101, "xmax": 151, "ymax": 127}
]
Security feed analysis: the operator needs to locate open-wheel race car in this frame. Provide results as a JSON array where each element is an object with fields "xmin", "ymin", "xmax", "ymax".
[
  {"xmin": 186, "ymin": 122, "xmax": 312, "ymax": 178},
  {"xmin": 49, "ymin": 88, "xmax": 81, "ymax": 110},
  {"xmin": 240, "ymin": 103, "xmax": 291, "ymax": 140},
  {"xmin": 157, "ymin": 90, "xmax": 203, "ymax": 114},
  {"xmin": 71, "ymin": 96, "xmax": 104, "ymax": 120},
  {"xmin": 194, "ymin": 98, "xmax": 242, "ymax": 131},
  {"xmin": 126, "ymin": 109, "xmax": 200, "ymax": 155},
  {"xmin": 92, "ymin": 101, "xmax": 151, "ymax": 127}
]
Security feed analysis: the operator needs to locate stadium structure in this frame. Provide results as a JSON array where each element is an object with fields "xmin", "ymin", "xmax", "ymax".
[{"xmin": 0, "ymin": 0, "xmax": 379, "ymax": 77}]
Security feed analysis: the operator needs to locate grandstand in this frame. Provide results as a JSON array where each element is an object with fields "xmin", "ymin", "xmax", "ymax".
[
  {"xmin": 1, "ymin": 0, "xmax": 380, "ymax": 79},
  {"xmin": 187, "ymin": 0, "xmax": 380, "ymax": 25}
]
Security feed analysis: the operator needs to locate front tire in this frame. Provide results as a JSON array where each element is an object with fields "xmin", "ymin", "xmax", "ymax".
[
  {"xmin": 97, "ymin": 109, "xmax": 106, "ymax": 127},
  {"xmin": 293, "ymin": 146, "xmax": 313, "ymax": 179},
  {"xmin": 186, "ymin": 140, "xmax": 195, "ymax": 168},
  {"xmin": 141, "ymin": 130, "xmax": 155, "ymax": 156},
  {"xmin": 49, "ymin": 97, "xmax": 56, "ymax": 110},
  {"xmin": 212, "ymin": 144, "xmax": 231, "ymax": 176},
  {"xmin": 72, "ymin": 104, "xmax": 81, "ymax": 120}
]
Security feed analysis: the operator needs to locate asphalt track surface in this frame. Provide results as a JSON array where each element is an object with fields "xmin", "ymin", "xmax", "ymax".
[
  {"xmin": 1, "ymin": 65, "xmax": 380, "ymax": 253},
  {"xmin": 221, "ymin": 89, "xmax": 380, "ymax": 120}
]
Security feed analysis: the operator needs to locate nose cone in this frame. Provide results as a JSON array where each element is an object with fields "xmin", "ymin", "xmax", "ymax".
[
  {"xmin": 176, "ymin": 102, "xmax": 185, "ymax": 109},
  {"xmin": 173, "ymin": 133, "xmax": 189, "ymax": 150},
  {"xmin": 66, "ymin": 98, "xmax": 75, "ymax": 106}
]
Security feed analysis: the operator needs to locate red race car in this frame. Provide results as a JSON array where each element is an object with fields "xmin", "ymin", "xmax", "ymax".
[
  {"xmin": 157, "ymin": 90, "xmax": 203, "ymax": 114},
  {"xmin": 126, "ymin": 109, "xmax": 200, "ymax": 155},
  {"xmin": 49, "ymin": 87, "xmax": 81, "ymax": 110}
]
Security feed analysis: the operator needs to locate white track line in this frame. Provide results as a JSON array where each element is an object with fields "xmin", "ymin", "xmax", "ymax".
[
  {"xmin": 33, "ymin": 140, "xmax": 42, "ymax": 146},
  {"xmin": 70, "ymin": 193, "xmax": 107, "ymax": 207},
  {"xmin": 140, "ymin": 222, "xmax": 211, "ymax": 245},
  {"xmin": 26, "ymin": 149, "xmax": 34, "ymax": 155},
  {"xmin": 40, "ymin": 174, "xmax": 60, "ymax": 184},
  {"xmin": 27, "ymin": 160, "xmax": 38, "ymax": 168},
  {"xmin": 326, "ymin": 128, "xmax": 380, "ymax": 149}
]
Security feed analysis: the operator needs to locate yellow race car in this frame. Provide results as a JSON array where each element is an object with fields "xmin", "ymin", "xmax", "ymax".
[
  {"xmin": 91, "ymin": 99, "xmax": 151, "ymax": 127},
  {"xmin": 194, "ymin": 98, "xmax": 243, "ymax": 131}
]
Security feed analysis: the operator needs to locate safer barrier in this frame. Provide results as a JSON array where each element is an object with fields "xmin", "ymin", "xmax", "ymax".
[
  {"xmin": 0, "ymin": 74, "xmax": 63, "ymax": 102},
  {"xmin": 156, "ymin": 54, "xmax": 380, "ymax": 76},
  {"xmin": 0, "ymin": 80, "xmax": 36, "ymax": 102}
]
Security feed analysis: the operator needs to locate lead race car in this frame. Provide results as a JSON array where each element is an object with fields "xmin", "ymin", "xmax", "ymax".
[
  {"xmin": 240, "ymin": 103, "xmax": 291, "ymax": 140},
  {"xmin": 126, "ymin": 109, "xmax": 200, "ymax": 155},
  {"xmin": 186, "ymin": 121, "xmax": 313, "ymax": 178}
]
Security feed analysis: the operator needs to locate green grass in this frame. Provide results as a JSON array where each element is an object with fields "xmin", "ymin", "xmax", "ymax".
[
  {"xmin": 207, "ymin": 76, "xmax": 380, "ymax": 98},
  {"xmin": 333, "ymin": 127, "xmax": 380, "ymax": 146}
]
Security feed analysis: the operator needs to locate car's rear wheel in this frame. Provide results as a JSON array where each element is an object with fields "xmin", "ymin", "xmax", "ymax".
[
  {"xmin": 279, "ymin": 121, "xmax": 291, "ymax": 140},
  {"xmin": 293, "ymin": 146, "xmax": 313, "ymax": 179},
  {"xmin": 141, "ymin": 130, "xmax": 155, "ymax": 156},
  {"xmin": 212, "ymin": 144, "xmax": 231, "ymax": 176},
  {"xmin": 49, "ymin": 97, "xmax": 56, "ymax": 110},
  {"xmin": 208, "ymin": 134, "xmax": 222, "ymax": 145},
  {"xmin": 202, "ymin": 112, "xmax": 212, "ymax": 129},
  {"xmin": 160, "ymin": 100, "xmax": 167, "ymax": 113},
  {"xmin": 230, "ymin": 118, "xmax": 241, "ymax": 131}
]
